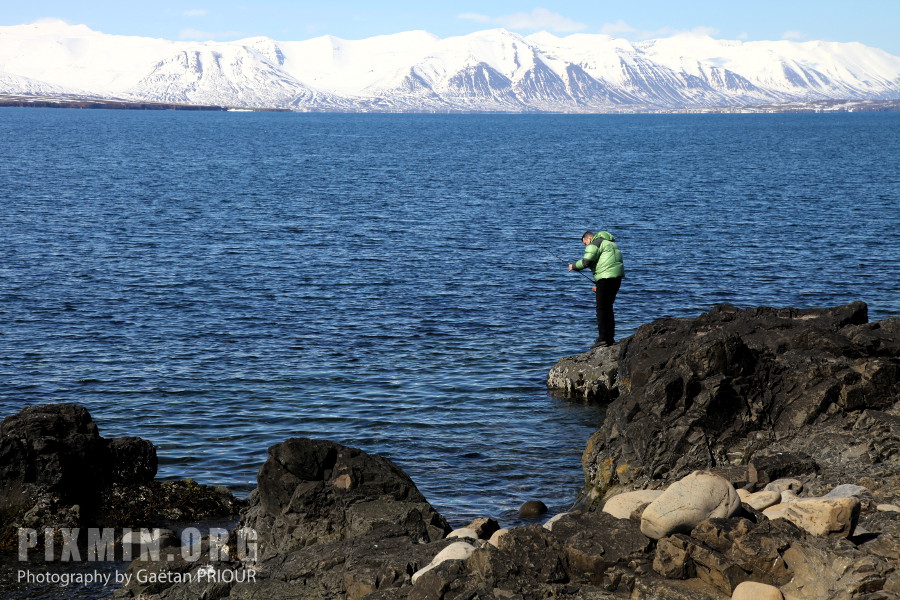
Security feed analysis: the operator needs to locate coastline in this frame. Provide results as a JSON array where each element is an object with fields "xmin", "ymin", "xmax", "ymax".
[
  {"xmin": 1, "ymin": 301, "xmax": 897, "ymax": 599},
  {"xmin": 2, "ymin": 94, "xmax": 898, "ymax": 114}
]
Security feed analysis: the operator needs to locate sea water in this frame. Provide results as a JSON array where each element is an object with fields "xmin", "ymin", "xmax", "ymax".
[{"xmin": 1, "ymin": 109, "xmax": 898, "ymax": 534}]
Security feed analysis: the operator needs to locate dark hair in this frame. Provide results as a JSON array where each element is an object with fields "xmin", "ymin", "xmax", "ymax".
[{"xmin": 582, "ymin": 231, "xmax": 594, "ymax": 240}]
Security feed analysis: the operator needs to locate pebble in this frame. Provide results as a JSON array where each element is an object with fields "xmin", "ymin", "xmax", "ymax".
[
  {"xmin": 763, "ymin": 478, "xmax": 803, "ymax": 494},
  {"xmin": 744, "ymin": 490, "xmax": 783, "ymax": 511}
]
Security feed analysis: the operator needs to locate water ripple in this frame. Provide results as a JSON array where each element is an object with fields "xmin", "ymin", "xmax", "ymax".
[{"xmin": 1, "ymin": 110, "xmax": 898, "ymax": 528}]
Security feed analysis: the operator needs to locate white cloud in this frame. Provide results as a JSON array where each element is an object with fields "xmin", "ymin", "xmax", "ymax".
[
  {"xmin": 458, "ymin": 12, "xmax": 491, "ymax": 24},
  {"xmin": 688, "ymin": 26, "xmax": 719, "ymax": 37},
  {"xmin": 603, "ymin": 23, "xmax": 720, "ymax": 42},
  {"xmin": 184, "ymin": 9, "xmax": 207, "ymax": 17},
  {"xmin": 34, "ymin": 17, "xmax": 72, "ymax": 25},
  {"xmin": 459, "ymin": 7, "xmax": 587, "ymax": 33},
  {"xmin": 782, "ymin": 29, "xmax": 806, "ymax": 41},
  {"xmin": 178, "ymin": 27, "xmax": 245, "ymax": 40},
  {"xmin": 600, "ymin": 19, "xmax": 635, "ymax": 35}
]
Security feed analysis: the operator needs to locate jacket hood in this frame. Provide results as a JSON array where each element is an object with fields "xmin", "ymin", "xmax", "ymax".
[{"xmin": 593, "ymin": 231, "xmax": 615, "ymax": 243}]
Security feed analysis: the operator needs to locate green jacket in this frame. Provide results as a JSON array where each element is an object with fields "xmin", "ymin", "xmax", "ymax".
[{"xmin": 573, "ymin": 231, "xmax": 624, "ymax": 281}]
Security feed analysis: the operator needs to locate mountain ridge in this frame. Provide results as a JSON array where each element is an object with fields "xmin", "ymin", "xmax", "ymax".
[{"xmin": 2, "ymin": 20, "xmax": 899, "ymax": 112}]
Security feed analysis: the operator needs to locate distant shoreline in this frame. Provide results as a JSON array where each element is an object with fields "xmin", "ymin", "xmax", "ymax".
[
  {"xmin": 0, "ymin": 95, "xmax": 289, "ymax": 112},
  {"xmin": 2, "ymin": 94, "xmax": 898, "ymax": 114}
]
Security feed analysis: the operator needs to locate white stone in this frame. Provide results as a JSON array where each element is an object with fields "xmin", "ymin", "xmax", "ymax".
[
  {"xmin": 762, "ymin": 504, "xmax": 790, "ymax": 520},
  {"xmin": 640, "ymin": 471, "xmax": 741, "ymax": 540},
  {"xmin": 765, "ymin": 497, "xmax": 860, "ymax": 537},
  {"xmin": 763, "ymin": 478, "xmax": 803, "ymax": 494},
  {"xmin": 877, "ymin": 503, "xmax": 900, "ymax": 512},
  {"xmin": 823, "ymin": 484, "xmax": 870, "ymax": 499},
  {"xmin": 745, "ymin": 490, "xmax": 782, "ymax": 511},
  {"xmin": 780, "ymin": 490, "xmax": 801, "ymax": 503},
  {"xmin": 447, "ymin": 528, "xmax": 478, "ymax": 539},
  {"xmin": 603, "ymin": 490, "xmax": 665, "ymax": 520},
  {"xmin": 543, "ymin": 513, "xmax": 567, "ymax": 531},
  {"xmin": 732, "ymin": 580, "xmax": 784, "ymax": 600},
  {"xmin": 411, "ymin": 541, "xmax": 476, "ymax": 583},
  {"xmin": 488, "ymin": 528, "xmax": 509, "ymax": 548}
]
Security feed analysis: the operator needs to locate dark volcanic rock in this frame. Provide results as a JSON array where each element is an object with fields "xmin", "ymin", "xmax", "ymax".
[
  {"xmin": 117, "ymin": 439, "xmax": 454, "ymax": 600},
  {"xmin": 649, "ymin": 514, "xmax": 900, "ymax": 599},
  {"xmin": 115, "ymin": 524, "xmax": 453, "ymax": 600},
  {"xmin": 0, "ymin": 404, "xmax": 156, "ymax": 502},
  {"xmin": 0, "ymin": 404, "xmax": 242, "ymax": 551},
  {"xmin": 550, "ymin": 303, "xmax": 900, "ymax": 504},
  {"xmin": 547, "ymin": 344, "xmax": 622, "ymax": 401},
  {"xmin": 241, "ymin": 437, "xmax": 450, "ymax": 559},
  {"xmin": 404, "ymin": 517, "xmax": 647, "ymax": 600},
  {"xmin": 548, "ymin": 510, "xmax": 653, "ymax": 581},
  {"xmin": 96, "ymin": 479, "xmax": 244, "ymax": 527}
]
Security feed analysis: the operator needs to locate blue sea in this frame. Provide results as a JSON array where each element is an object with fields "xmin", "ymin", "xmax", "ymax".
[{"xmin": 1, "ymin": 109, "xmax": 899, "ymax": 538}]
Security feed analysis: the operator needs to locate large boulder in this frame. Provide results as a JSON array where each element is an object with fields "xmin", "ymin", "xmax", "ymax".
[
  {"xmin": 0, "ymin": 404, "xmax": 156, "ymax": 502},
  {"xmin": 240, "ymin": 437, "xmax": 450, "ymax": 559},
  {"xmin": 550, "ymin": 303, "xmax": 900, "ymax": 505},
  {"xmin": 640, "ymin": 471, "xmax": 741, "ymax": 539},
  {"xmin": 0, "ymin": 404, "xmax": 242, "ymax": 551},
  {"xmin": 115, "ymin": 439, "xmax": 457, "ymax": 600}
]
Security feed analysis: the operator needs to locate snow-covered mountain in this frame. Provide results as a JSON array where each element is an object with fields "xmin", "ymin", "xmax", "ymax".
[{"xmin": 2, "ymin": 19, "xmax": 899, "ymax": 112}]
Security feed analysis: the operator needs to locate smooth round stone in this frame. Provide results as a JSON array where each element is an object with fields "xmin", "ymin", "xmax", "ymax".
[
  {"xmin": 640, "ymin": 471, "xmax": 741, "ymax": 540},
  {"xmin": 732, "ymin": 581, "xmax": 784, "ymax": 600},
  {"xmin": 488, "ymin": 528, "xmax": 509, "ymax": 548},
  {"xmin": 447, "ymin": 528, "xmax": 478, "ymax": 540},
  {"xmin": 518, "ymin": 500, "xmax": 549, "ymax": 518},
  {"xmin": 745, "ymin": 490, "xmax": 782, "ymax": 511},
  {"xmin": 411, "ymin": 541, "xmax": 475, "ymax": 583},
  {"xmin": 603, "ymin": 490, "xmax": 664, "ymax": 520},
  {"xmin": 543, "ymin": 513, "xmax": 568, "ymax": 531}
]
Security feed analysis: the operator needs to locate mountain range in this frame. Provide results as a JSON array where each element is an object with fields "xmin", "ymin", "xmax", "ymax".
[{"xmin": 2, "ymin": 19, "xmax": 900, "ymax": 112}]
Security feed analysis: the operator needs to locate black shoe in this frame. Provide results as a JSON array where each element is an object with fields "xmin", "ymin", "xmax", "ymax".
[{"xmin": 591, "ymin": 340, "xmax": 611, "ymax": 349}]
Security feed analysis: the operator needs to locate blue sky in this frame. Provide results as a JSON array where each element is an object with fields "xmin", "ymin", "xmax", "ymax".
[{"xmin": 5, "ymin": 1, "xmax": 900, "ymax": 56}]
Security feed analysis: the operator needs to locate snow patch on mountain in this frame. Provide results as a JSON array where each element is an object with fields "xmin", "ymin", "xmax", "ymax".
[{"xmin": 1, "ymin": 20, "xmax": 899, "ymax": 112}]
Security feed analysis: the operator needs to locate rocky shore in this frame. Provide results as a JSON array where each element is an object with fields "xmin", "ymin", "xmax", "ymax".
[
  {"xmin": 0, "ymin": 404, "xmax": 245, "ymax": 552},
  {"xmin": 1, "ymin": 302, "xmax": 897, "ymax": 599}
]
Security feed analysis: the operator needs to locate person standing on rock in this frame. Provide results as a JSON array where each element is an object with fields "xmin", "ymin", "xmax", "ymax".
[{"xmin": 569, "ymin": 231, "xmax": 624, "ymax": 349}]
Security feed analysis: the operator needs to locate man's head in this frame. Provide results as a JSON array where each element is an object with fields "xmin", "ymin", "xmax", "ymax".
[{"xmin": 582, "ymin": 231, "xmax": 594, "ymax": 245}]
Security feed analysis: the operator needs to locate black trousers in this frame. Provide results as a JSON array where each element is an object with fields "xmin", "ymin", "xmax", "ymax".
[{"xmin": 595, "ymin": 277, "xmax": 622, "ymax": 344}]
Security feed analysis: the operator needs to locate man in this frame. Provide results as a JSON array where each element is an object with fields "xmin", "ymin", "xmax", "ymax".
[{"xmin": 569, "ymin": 231, "xmax": 624, "ymax": 348}]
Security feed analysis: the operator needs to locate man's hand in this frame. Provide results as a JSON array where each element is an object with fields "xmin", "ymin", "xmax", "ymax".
[
  {"xmin": 568, "ymin": 264, "xmax": 573, "ymax": 271},
  {"xmin": 592, "ymin": 286, "xmax": 597, "ymax": 292}
]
